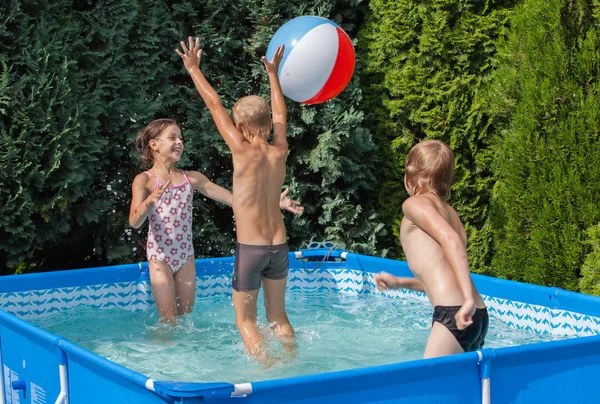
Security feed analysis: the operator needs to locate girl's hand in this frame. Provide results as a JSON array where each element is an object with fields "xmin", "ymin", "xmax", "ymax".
[
  {"xmin": 176, "ymin": 37, "xmax": 202, "ymax": 72},
  {"xmin": 455, "ymin": 300, "xmax": 476, "ymax": 330},
  {"xmin": 146, "ymin": 181, "xmax": 171, "ymax": 207},
  {"xmin": 279, "ymin": 188, "xmax": 304, "ymax": 214},
  {"xmin": 262, "ymin": 45, "xmax": 284, "ymax": 75}
]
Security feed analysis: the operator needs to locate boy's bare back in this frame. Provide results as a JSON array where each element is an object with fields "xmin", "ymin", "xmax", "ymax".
[
  {"xmin": 232, "ymin": 138, "xmax": 287, "ymax": 245},
  {"xmin": 176, "ymin": 38, "xmax": 289, "ymax": 246},
  {"xmin": 400, "ymin": 193, "xmax": 484, "ymax": 308}
]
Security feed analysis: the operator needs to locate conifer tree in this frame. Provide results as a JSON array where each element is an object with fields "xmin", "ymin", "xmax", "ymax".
[
  {"xmin": 359, "ymin": 0, "xmax": 515, "ymax": 267},
  {"xmin": 0, "ymin": 0, "xmax": 385, "ymax": 272},
  {"xmin": 486, "ymin": 0, "xmax": 600, "ymax": 290}
]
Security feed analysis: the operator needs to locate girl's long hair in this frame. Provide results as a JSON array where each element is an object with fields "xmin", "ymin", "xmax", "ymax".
[{"xmin": 135, "ymin": 118, "xmax": 177, "ymax": 167}]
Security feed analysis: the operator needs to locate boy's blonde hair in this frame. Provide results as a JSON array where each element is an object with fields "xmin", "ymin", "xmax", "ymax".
[
  {"xmin": 231, "ymin": 95, "xmax": 272, "ymax": 139},
  {"xmin": 405, "ymin": 139, "xmax": 455, "ymax": 199}
]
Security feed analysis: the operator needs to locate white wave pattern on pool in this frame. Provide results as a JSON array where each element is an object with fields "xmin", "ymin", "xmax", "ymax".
[{"xmin": 30, "ymin": 290, "xmax": 567, "ymax": 384}]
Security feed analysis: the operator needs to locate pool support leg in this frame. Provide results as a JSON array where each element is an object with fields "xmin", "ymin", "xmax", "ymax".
[
  {"xmin": 0, "ymin": 334, "xmax": 4, "ymax": 404},
  {"xmin": 478, "ymin": 348, "xmax": 496, "ymax": 404},
  {"xmin": 54, "ymin": 347, "xmax": 69, "ymax": 404}
]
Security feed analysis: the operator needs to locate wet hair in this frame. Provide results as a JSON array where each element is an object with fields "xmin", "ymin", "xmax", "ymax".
[
  {"xmin": 231, "ymin": 95, "xmax": 272, "ymax": 139},
  {"xmin": 405, "ymin": 139, "xmax": 455, "ymax": 199},
  {"xmin": 135, "ymin": 118, "xmax": 177, "ymax": 167}
]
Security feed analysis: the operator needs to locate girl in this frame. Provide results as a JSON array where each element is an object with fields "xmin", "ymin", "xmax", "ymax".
[{"xmin": 129, "ymin": 119, "xmax": 303, "ymax": 324}]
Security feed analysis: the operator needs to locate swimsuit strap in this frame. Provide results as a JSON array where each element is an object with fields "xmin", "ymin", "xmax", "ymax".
[
  {"xmin": 180, "ymin": 169, "xmax": 190, "ymax": 185},
  {"xmin": 144, "ymin": 171, "xmax": 159, "ymax": 190}
]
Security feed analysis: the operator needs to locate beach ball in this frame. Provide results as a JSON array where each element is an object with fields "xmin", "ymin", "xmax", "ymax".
[{"xmin": 266, "ymin": 16, "xmax": 356, "ymax": 104}]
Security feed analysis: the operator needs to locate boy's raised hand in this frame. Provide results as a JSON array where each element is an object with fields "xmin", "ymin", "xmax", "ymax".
[
  {"xmin": 262, "ymin": 45, "xmax": 285, "ymax": 75},
  {"xmin": 176, "ymin": 36, "xmax": 202, "ymax": 72}
]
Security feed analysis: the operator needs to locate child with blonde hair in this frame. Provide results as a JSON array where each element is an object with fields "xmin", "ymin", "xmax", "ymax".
[
  {"xmin": 129, "ymin": 118, "xmax": 303, "ymax": 325},
  {"xmin": 177, "ymin": 37, "xmax": 295, "ymax": 362},
  {"xmin": 376, "ymin": 140, "xmax": 488, "ymax": 358}
]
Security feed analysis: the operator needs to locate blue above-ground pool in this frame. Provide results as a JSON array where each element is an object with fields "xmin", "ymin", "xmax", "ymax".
[{"xmin": 1, "ymin": 248, "xmax": 599, "ymax": 403}]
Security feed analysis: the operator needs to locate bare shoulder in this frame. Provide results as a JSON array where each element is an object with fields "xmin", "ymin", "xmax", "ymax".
[
  {"xmin": 183, "ymin": 170, "xmax": 209, "ymax": 186},
  {"xmin": 131, "ymin": 172, "xmax": 153, "ymax": 198},
  {"xmin": 133, "ymin": 172, "xmax": 151, "ymax": 187},
  {"xmin": 402, "ymin": 194, "xmax": 436, "ymax": 213},
  {"xmin": 443, "ymin": 202, "xmax": 467, "ymax": 244},
  {"xmin": 270, "ymin": 143, "xmax": 288, "ymax": 158}
]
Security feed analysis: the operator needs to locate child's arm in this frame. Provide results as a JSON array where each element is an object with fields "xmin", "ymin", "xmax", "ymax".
[
  {"xmin": 279, "ymin": 188, "xmax": 303, "ymax": 214},
  {"xmin": 187, "ymin": 171, "xmax": 232, "ymax": 207},
  {"xmin": 129, "ymin": 174, "xmax": 171, "ymax": 229},
  {"xmin": 375, "ymin": 272, "xmax": 425, "ymax": 293},
  {"xmin": 402, "ymin": 196, "xmax": 476, "ymax": 328},
  {"xmin": 187, "ymin": 171, "xmax": 304, "ymax": 213},
  {"xmin": 261, "ymin": 45, "xmax": 287, "ymax": 150},
  {"xmin": 176, "ymin": 37, "xmax": 244, "ymax": 152}
]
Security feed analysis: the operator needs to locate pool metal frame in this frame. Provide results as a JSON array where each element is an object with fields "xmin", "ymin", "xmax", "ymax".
[{"xmin": 1, "ymin": 249, "xmax": 599, "ymax": 403}]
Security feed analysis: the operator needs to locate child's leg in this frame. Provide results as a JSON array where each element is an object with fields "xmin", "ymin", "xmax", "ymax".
[
  {"xmin": 262, "ymin": 277, "xmax": 295, "ymax": 357},
  {"xmin": 148, "ymin": 260, "xmax": 177, "ymax": 325},
  {"xmin": 423, "ymin": 322, "xmax": 464, "ymax": 359},
  {"xmin": 174, "ymin": 256, "xmax": 196, "ymax": 315},
  {"xmin": 232, "ymin": 288, "xmax": 263, "ymax": 356}
]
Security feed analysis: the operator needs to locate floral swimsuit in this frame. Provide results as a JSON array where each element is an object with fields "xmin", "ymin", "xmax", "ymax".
[{"xmin": 144, "ymin": 170, "xmax": 194, "ymax": 273}]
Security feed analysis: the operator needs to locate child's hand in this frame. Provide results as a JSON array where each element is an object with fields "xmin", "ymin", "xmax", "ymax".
[
  {"xmin": 455, "ymin": 300, "xmax": 476, "ymax": 330},
  {"xmin": 374, "ymin": 272, "xmax": 392, "ymax": 291},
  {"xmin": 262, "ymin": 45, "xmax": 285, "ymax": 75},
  {"xmin": 279, "ymin": 188, "xmax": 304, "ymax": 214},
  {"xmin": 146, "ymin": 181, "xmax": 171, "ymax": 207},
  {"xmin": 176, "ymin": 36, "xmax": 202, "ymax": 72}
]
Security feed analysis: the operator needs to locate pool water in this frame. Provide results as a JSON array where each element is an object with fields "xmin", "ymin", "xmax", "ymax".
[{"xmin": 30, "ymin": 290, "xmax": 567, "ymax": 383}]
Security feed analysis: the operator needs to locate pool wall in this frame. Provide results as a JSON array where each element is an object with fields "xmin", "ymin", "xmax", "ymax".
[{"xmin": 1, "ymin": 249, "xmax": 599, "ymax": 403}]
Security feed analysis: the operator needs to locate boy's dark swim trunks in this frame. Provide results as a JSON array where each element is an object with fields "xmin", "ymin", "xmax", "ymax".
[
  {"xmin": 232, "ymin": 243, "xmax": 289, "ymax": 292},
  {"xmin": 432, "ymin": 306, "xmax": 489, "ymax": 352}
]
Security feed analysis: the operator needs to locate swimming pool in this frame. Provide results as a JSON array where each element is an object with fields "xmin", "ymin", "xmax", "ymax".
[{"xmin": 1, "ymin": 248, "xmax": 600, "ymax": 403}]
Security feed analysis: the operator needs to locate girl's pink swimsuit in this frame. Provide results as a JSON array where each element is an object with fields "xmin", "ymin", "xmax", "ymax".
[{"xmin": 144, "ymin": 170, "xmax": 194, "ymax": 273}]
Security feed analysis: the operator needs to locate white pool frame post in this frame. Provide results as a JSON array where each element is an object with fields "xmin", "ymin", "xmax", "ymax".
[
  {"xmin": 0, "ymin": 335, "xmax": 5, "ymax": 404},
  {"xmin": 231, "ymin": 383, "xmax": 252, "ymax": 398},
  {"xmin": 477, "ymin": 349, "xmax": 496, "ymax": 404},
  {"xmin": 54, "ymin": 347, "xmax": 69, "ymax": 404}
]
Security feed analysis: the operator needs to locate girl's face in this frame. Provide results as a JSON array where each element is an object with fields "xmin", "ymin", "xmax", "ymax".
[{"xmin": 151, "ymin": 124, "xmax": 183, "ymax": 162}]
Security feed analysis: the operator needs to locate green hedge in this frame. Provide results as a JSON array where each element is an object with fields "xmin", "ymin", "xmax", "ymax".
[
  {"xmin": 486, "ymin": 0, "xmax": 600, "ymax": 291},
  {"xmin": 0, "ymin": 0, "xmax": 386, "ymax": 273},
  {"xmin": 358, "ymin": 0, "xmax": 515, "ymax": 268}
]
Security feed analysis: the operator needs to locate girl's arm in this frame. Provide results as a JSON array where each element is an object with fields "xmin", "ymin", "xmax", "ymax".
[
  {"xmin": 129, "ymin": 174, "xmax": 170, "ymax": 229},
  {"xmin": 261, "ymin": 45, "xmax": 287, "ymax": 151},
  {"xmin": 186, "ymin": 171, "xmax": 304, "ymax": 213},
  {"xmin": 187, "ymin": 171, "xmax": 232, "ymax": 207},
  {"xmin": 402, "ymin": 195, "xmax": 475, "ymax": 327},
  {"xmin": 176, "ymin": 37, "xmax": 245, "ymax": 153}
]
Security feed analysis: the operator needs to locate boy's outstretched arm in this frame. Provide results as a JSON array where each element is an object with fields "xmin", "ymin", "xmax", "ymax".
[
  {"xmin": 262, "ymin": 45, "xmax": 287, "ymax": 150},
  {"xmin": 375, "ymin": 272, "xmax": 425, "ymax": 293},
  {"xmin": 176, "ymin": 37, "xmax": 244, "ymax": 152}
]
